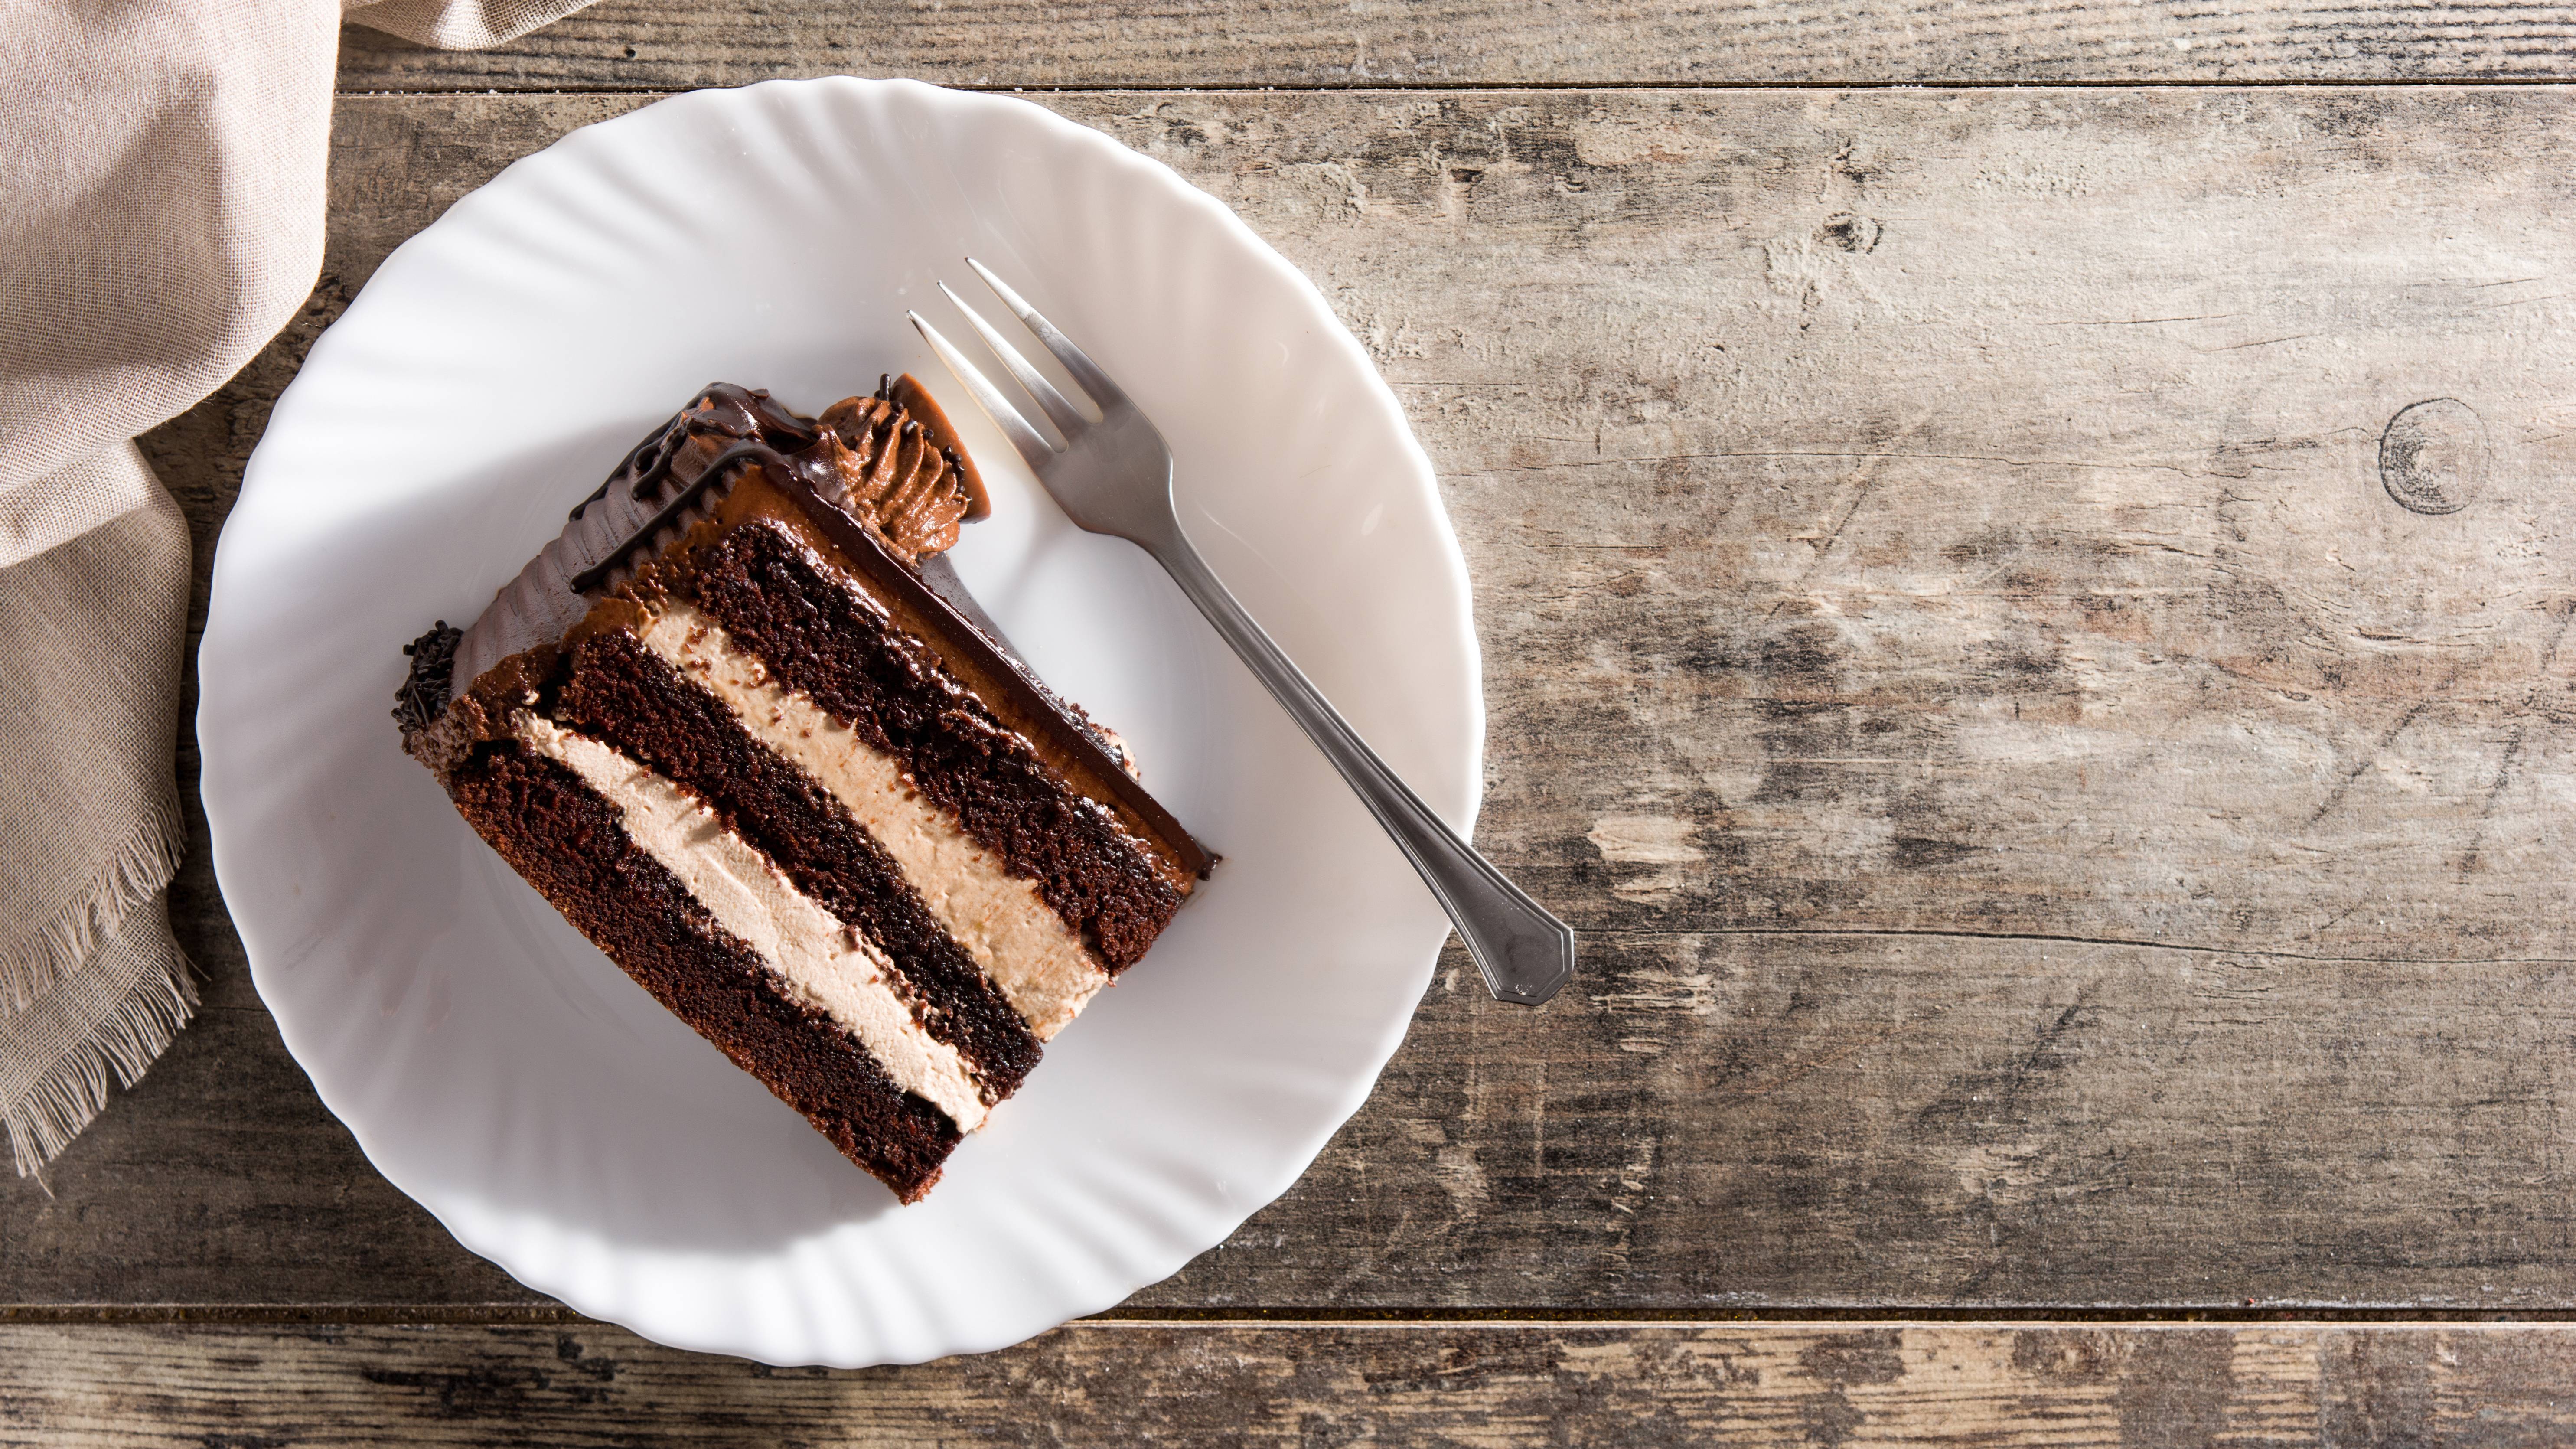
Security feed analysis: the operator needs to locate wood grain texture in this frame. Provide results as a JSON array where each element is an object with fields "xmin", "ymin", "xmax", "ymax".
[
  {"xmin": 333, "ymin": 0, "xmax": 2576, "ymax": 92},
  {"xmin": 9, "ymin": 1321, "xmax": 2576, "ymax": 1445},
  {"xmin": 13, "ymin": 87, "xmax": 2576, "ymax": 1317}
]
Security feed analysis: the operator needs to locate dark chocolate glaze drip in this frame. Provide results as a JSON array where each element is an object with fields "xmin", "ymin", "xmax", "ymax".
[
  {"xmin": 568, "ymin": 437, "xmax": 831, "ymax": 594},
  {"xmin": 569, "ymin": 383, "xmax": 818, "ymax": 523}
]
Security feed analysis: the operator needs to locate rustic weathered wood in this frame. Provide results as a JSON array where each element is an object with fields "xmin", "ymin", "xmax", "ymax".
[
  {"xmin": 14, "ymin": 88, "xmax": 2576, "ymax": 1325},
  {"xmin": 8, "ymin": 1321, "xmax": 2576, "ymax": 1444},
  {"xmin": 334, "ymin": 0, "xmax": 2576, "ymax": 92}
]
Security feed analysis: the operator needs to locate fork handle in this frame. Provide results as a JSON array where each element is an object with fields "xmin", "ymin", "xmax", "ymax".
[{"xmin": 1146, "ymin": 528, "xmax": 1576, "ymax": 1005}]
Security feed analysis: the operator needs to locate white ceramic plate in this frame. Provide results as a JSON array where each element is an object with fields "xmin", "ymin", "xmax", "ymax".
[{"xmin": 200, "ymin": 79, "xmax": 1477, "ymax": 1366}]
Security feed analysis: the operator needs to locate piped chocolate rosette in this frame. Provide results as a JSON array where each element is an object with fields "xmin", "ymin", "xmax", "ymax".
[{"xmin": 395, "ymin": 379, "xmax": 1209, "ymax": 1204}]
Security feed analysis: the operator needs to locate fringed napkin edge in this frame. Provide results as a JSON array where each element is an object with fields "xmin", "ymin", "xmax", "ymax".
[{"xmin": 0, "ymin": 795, "xmax": 198, "ymax": 1178}]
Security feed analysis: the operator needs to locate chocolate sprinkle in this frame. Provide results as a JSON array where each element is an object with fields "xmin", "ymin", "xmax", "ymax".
[{"xmin": 394, "ymin": 621, "xmax": 463, "ymax": 736}]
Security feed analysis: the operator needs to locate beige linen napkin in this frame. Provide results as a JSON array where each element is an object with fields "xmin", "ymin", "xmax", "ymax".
[{"xmin": 0, "ymin": 0, "xmax": 590, "ymax": 1175}]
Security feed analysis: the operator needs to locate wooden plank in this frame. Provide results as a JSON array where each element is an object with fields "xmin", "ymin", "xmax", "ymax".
[
  {"xmin": 333, "ymin": 0, "xmax": 2576, "ymax": 92},
  {"xmin": 8, "ymin": 1321, "xmax": 2576, "ymax": 1444},
  {"xmin": 12, "ymin": 87, "xmax": 2576, "ymax": 1312}
]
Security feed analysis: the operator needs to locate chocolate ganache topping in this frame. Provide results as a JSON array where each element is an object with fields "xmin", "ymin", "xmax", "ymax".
[{"xmin": 450, "ymin": 379, "xmax": 987, "ymax": 691}]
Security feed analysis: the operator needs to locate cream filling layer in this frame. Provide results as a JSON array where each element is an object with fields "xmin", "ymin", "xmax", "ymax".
[
  {"xmin": 516, "ymin": 715, "xmax": 990, "ymax": 1131},
  {"xmin": 636, "ymin": 603, "xmax": 1110, "ymax": 1040}
]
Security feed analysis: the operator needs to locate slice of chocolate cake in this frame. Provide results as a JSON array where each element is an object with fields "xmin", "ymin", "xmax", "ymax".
[{"xmin": 396, "ymin": 379, "xmax": 1213, "ymax": 1202}]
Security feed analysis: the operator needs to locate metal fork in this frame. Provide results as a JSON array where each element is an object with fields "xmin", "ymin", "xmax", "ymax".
[{"xmin": 911, "ymin": 259, "xmax": 1575, "ymax": 1006}]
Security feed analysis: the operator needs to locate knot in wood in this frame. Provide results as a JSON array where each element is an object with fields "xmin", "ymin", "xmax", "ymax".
[{"xmin": 2378, "ymin": 398, "xmax": 2486, "ymax": 515}]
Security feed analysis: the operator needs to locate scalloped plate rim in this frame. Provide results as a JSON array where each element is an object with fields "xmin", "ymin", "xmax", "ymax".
[{"xmin": 201, "ymin": 77, "xmax": 1481, "ymax": 1366}]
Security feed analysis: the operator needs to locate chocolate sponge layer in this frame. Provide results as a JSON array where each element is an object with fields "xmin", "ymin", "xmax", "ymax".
[
  {"xmin": 448, "ymin": 740, "xmax": 960, "ymax": 1202},
  {"xmin": 551, "ymin": 627, "xmax": 1043, "ymax": 1098},
  {"xmin": 690, "ymin": 520, "xmax": 1185, "ymax": 969}
]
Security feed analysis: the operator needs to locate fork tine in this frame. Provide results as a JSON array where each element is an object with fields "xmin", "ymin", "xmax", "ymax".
[
  {"xmin": 909, "ymin": 311, "xmax": 1058, "ymax": 471},
  {"xmin": 965, "ymin": 257, "xmax": 1134, "ymax": 412},
  {"xmin": 937, "ymin": 281, "xmax": 1091, "ymax": 437}
]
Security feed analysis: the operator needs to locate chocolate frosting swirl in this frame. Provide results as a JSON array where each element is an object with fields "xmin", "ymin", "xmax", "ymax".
[{"xmin": 815, "ymin": 392, "xmax": 973, "ymax": 560}]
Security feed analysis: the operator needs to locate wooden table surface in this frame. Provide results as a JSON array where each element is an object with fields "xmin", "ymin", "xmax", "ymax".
[{"xmin": 13, "ymin": 5, "xmax": 2576, "ymax": 1442}]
